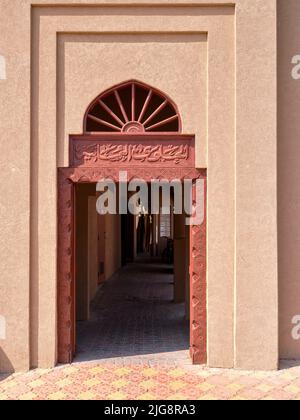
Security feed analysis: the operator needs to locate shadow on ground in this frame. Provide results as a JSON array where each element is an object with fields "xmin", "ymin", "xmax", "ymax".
[
  {"xmin": 280, "ymin": 359, "xmax": 300, "ymax": 370},
  {"xmin": 0, "ymin": 348, "xmax": 14, "ymax": 379}
]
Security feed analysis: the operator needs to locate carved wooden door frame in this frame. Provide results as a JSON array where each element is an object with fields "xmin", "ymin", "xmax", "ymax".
[{"xmin": 57, "ymin": 134, "xmax": 207, "ymax": 365}]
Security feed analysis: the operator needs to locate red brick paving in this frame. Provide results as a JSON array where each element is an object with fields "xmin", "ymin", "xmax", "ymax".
[
  {"xmin": 1, "ymin": 263, "xmax": 299, "ymax": 400},
  {"xmin": 0, "ymin": 360, "xmax": 300, "ymax": 400}
]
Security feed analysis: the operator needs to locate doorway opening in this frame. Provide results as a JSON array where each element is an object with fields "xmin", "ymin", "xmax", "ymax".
[
  {"xmin": 57, "ymin": 80, "xmax": 206, "ymax": 366},
  {"xmin": 74, "ymin": 183, "xmax": 191, "ymax": 363}
]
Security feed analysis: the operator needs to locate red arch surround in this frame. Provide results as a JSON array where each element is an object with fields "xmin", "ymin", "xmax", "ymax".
[
  {"xmin": 57, "ymin": 85, "xmax": 206, "ymax": 366},
  {"xmin": 57, "ymin": 164, "xmax": 207, "ymax": 365},
  {"xmin": 84, "ymin": 80, "xmax": 182, "ymax": 134}
]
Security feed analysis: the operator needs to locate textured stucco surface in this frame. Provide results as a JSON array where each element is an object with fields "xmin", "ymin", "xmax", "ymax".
[
  {"xmin": 0, "ymin": 0, "xmax": 279, "ymax": 372},
  {"xmin": 31, "ymin": 3, "xmax": 236, "ymax": 371},
  {"xmin": 59, "ymin": 33, "xmax": 207, "ymax": 167},
  {"xmin": 104, "ymin": 214, "xmax": 122, "ymax": 281},
  {"xmin": 0, "ymin": 1, "xmax": 31, "ymax": 373},
  {"xmin": 278, "ymin": 0, "xmax": 300, "ymax": 360},
  {"xmin": 234, "ymin": 0, "xmax": 278, "ymax": 370}
]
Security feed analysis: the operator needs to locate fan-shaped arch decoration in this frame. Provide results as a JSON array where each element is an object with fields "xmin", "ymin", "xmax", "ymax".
[{"xmin": 84, "ymin": 80, "xmax": 182, "ymax": 134}]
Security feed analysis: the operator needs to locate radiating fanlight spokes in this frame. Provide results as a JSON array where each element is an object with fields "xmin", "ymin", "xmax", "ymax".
[
  {"xmin": 87, "ymin": 114, "xmax": 122, "ymax": 132},
  {"xmin": 85, "ymin": 81, "xmax": 181, "ymax": 133},
  {"xmin": 138, "ymin": 89, "xmax": 153, "ymax": 123},
  {"xmin": 114, "ymin": 89, "xmax": 129, "ymax": 123},
  {"xmin": 98, "ymin": 99, "xmax": 124, "ymax": 127}
]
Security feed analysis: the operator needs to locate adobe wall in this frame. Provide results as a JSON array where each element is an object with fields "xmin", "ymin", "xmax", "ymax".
[
  {"xmin": 278, "ymin": 0, "xmax": 300, "ymax": 359},
  {"xmin": 0, "ymin": 0, "xmax": 279, "ymax": 372},
  {"xmin": 105, "ymin": 214, "xmax": 122, "ymax": 281}
]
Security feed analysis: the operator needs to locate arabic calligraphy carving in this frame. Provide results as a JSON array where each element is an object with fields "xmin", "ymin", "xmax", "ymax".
[{"xmin": 73, "ymin": 143, "xmax": 189, "ymax": 166}]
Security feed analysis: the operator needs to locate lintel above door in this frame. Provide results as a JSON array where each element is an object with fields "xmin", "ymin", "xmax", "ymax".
[{"xmin": 69, "ymin": 134, "xmax": 195, "ymax": 169}]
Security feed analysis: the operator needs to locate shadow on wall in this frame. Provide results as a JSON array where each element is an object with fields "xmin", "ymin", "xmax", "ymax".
[{"xmin": 0, "ymin": 348, "xmax": 14, "ymax": 376}]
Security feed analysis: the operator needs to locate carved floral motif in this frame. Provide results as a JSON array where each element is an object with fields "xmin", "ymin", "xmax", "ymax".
[
  {"xmin": 57, "ymin": 172, "xmax": 74, "ymax": 363},
  {"xmin": 190, "ymin": 223, "xmax": 207, "ymax": 364},
  {"xmin": 67, "ymin": 167, "xmax": 205, "ymax": 183},
  {"xmin": 189, "ymin": 180, "xmax": 207, "ymax": 364}
]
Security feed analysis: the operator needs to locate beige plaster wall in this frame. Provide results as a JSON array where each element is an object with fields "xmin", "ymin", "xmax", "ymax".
[
  {"xmin": 105, "ymin": 214, "xmax": 122, "ymax": 281},
  {"xmin": 34, "ymin": 4, "xmax": 236, "ymax": 370},
  {"xmin": 174, "ymin": 213, "xmax": 187, "ymax": 304},
  {"xmin": 278, "ymin": 0, "xmax": 300, "ymax": 359},
  {"xmin": 234, "ymin": 0, "xmax": 278, "ymax": 371},
  {"xmin": 0, "ymin": 0, "xmax": 278, "ymax": 372},
  {"xmin": 98, "ymin": 214, "xmax": 106, "ymax": 284},
  {"xmin": 0, "ymin": 1, "xmax": 31, "ymax": 373},
  {"xmin": 59, "ymin": 33, "xmax": 207, "ymax": 167},
  {"xmin": 75, "ymin": 184, "xmax": 96, "ymax": 321},
  {"xmin": 88, "ymin": 197, "xmax": 99, "ymax": 303}
]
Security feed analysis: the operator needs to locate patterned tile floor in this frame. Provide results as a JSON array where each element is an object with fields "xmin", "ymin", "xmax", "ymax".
[
  {"xmin": 1, "ymin": 360, "xmax": 300, "ymax": 400},
  {"xmin": 76, "ymin": 260, "xmax": 189, "ymax": 364},
  {"xmin": 1, "ymin": 261, "xmax": 300, "ymax": 400}
]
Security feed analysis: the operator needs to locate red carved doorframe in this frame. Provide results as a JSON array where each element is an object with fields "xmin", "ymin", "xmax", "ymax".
[
  {"xmin": 190, "ymin": 181, "xmax": 207, "ymax": 364},
  {"xmin": 57, "ymin": 133, "xmax": 207, "ymax": 365}
]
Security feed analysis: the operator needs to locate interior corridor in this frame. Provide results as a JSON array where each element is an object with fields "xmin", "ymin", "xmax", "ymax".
[{"xmin": 75, "ymin": 259, "xmax": 190, "ymax": 365}]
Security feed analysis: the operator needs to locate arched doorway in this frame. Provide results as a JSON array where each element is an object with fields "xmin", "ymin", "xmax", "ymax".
[{"xmin": 57, "ymin": 81, "xmax": 207, "ymax": 365}]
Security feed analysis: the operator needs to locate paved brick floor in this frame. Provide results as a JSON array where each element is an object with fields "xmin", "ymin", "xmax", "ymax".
[
  {"xmin": 76, "ymin": 261, "xmax": 189, "ymax": 365},
  {"xmin": 1, "ymin": 262, "xmax": 300, "ymax": 400},
  {"xmin": 1, "ymin": 360, "xmax": 300, "ymax": 400}
]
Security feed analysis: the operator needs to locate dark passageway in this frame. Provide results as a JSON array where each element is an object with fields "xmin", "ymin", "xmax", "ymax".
[{"xmin": 75, "ymin": 259, "xmax": 189, "ymax": 365}]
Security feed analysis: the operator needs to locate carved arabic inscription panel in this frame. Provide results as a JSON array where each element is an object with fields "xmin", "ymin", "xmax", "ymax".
[{"xmin": 70, "ymin": 135, "xmax": 195, "ymax": 168}]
